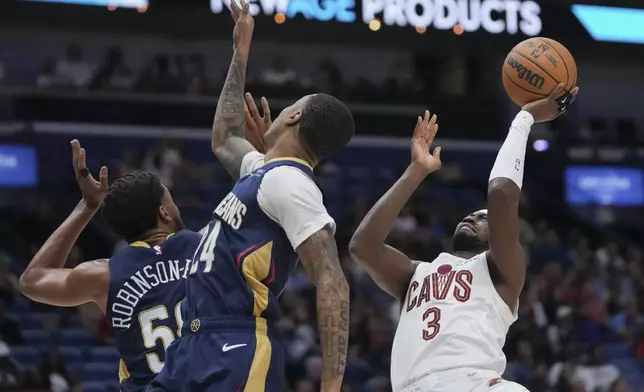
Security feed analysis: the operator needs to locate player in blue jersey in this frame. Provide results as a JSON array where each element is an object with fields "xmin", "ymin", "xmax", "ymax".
[
  {"xmin": 149, "ymin": 2, "xmax": 352, "ymax": 392},
  {"xmin": 20, "ymin": 140, "xmax": 202, "ymax": 392}
]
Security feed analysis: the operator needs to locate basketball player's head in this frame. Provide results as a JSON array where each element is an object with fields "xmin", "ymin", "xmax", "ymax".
[
  {"xmin": 264, "ymin": 93, "xmax": 355, "ymax": 162},
  {"xmin": 101, "ymin": 171, "xmax": 184, "ymax": 243},
  {"xmin": 452, "ymin": 209, "xmax": 489, "ymax": 254}
]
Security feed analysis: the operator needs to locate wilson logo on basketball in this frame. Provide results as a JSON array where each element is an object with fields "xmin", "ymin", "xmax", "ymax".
[{"xmin": 506, "ymin": 57, "xmax": 545, "ymax": 90}]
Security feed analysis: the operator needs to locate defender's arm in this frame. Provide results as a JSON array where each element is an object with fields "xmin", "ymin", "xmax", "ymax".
[
  {"xmin": 19, "ymin": 200, "xmax": 110, "ymax": 309},
  {"xmin": 258, "ymin": 167, "xmax": 349, "ymax": 392},
  {"xmin": 297, "ymin": 227, "xmax": 349, "ymax": 392},
  {"xmin": 211, "ymin": 2, "xmax": 257, "ymax": 180},
  {"xmin": 486, "ymin": 111, "xmax": 532, "ymax": 307},
  {"xmin": 349, "ymin": 166, "xmax": 428, "ymax": 300}
]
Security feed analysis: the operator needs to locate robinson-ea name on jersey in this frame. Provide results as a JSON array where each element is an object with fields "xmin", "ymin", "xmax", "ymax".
[{"xmin": 111, "ymin": 259, "xmax": 192, "ymax": 329}]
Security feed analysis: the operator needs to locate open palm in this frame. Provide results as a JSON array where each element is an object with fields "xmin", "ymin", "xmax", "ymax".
[{"xmin": 410, "ymin": 110, "xmax": 442, "ymax": 173}]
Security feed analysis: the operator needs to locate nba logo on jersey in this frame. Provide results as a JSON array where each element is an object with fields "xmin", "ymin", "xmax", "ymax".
[
  {"xmin": 514, "ymin": 158, "xmax": 521, "ymax": 171},
  {"xmin": 153, "ymin": 246, "xmax": 162, "ymax": 255}
]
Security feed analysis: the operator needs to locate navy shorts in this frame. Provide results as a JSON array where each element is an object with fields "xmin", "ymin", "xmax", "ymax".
[{"xmin": 147, "ymin": 317, "xmax": 285, "ymax": 392}]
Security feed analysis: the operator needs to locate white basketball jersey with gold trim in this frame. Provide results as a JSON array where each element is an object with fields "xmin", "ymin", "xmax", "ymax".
[{"xmin": 390, "ymin": 252, "xmax": 518, "ymax": 392}]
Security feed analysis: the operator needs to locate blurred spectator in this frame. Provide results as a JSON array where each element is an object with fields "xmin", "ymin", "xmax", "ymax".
[
  {"xmin": 0, "ymin": 254, "xmax": 18, "ymax": 304},
  {"xmin": 0, "ymin": 342, "xmax": 20, "ymax": 390},
  {"xmin": 54, "ymin": 44, "xmax": 93, "ymax": 88},
  {"xmin": 142, "ymin": 140, "xmax": 183, "ymax": 189},
  {"xmin": 136, "ymin": 55, "xmax": 179, "ymax": 94},
  {"xmin": 36, "ymin": 60, "xmax": 56, "ymax": 88},
  {"xmin": 260, "ymin": 55, "xmax": 298, "ymax": 86},
  {"xmin": 37, "ymin": 350, "xmax": 78, "ymax": 392},
  {"xmin": 0, "ymin": 299, "xmax": 23, "ymax": 345},
  {"xmin": 185, "ymin": 54, "xmax": 208, "ymax": 95},
  {"xmin": 90, "ymin": 47, "xmax": 133, "ymax": 91}
]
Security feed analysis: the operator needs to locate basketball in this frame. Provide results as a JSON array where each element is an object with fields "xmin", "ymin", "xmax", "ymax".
[{"xmin": 502, "ymin": 37, "xmax": 577, "ymax": 107}]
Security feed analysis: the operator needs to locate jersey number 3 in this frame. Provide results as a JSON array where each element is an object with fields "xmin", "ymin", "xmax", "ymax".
[
  {"xmin": 139, "ymin": 302, "xmax": 183, "ymax": 373},
  {"xmin": 422, "ymin": 307, "xmax": 441, "ymax": 341},
  {"xmin": 190, "ymin": 220, "xmax": 222, "ymax": 275}
]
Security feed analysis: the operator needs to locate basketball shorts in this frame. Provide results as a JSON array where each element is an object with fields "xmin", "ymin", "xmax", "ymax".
[
  {"xmin": 399, "ymin": 368, "xmax": 530, "ymax": 392},
  {"xmin": 147, "ymin": 317, "xmax": 285, "ymax": 392}
]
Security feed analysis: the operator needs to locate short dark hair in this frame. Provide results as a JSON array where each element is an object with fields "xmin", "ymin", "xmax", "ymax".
[
  {"xmin": 298, "ymin": 93, "xmax": 355, "ymax": 160},
  {"xmin": 101, "ymin": 171, "xmax": 164, "ymax": 243}
]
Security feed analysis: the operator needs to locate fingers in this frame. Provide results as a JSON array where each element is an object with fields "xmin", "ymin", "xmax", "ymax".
[
  {"xmin": 230, "ymin": 0, "xmax": 241, "ymax": 21},
  {"xmin": 99, "ymin": 166, "xmax": 109, "ymax": 191},
  {"xmin": 413, "ymin": 116, "xmax": 422, "ymax": 138},
  {"xmin": 570, "ymin": 86, "xmax": 580, "ymax": 103},
  {"xmin": 71, "ymin": 139, "xmax": 81, "ymax": 167},
  {"xmin": 423, "ymin": 110, "xmax": 430, "ymax": 125},
  {"xmin": 549, "ymin": 83, "xmax": 565, "ymax": 100},
  {"xmin": 245, "ymin": 92, "xmax": 260, "ymax": 119},
  {"xmin": 241, "ymin": 0, "xmax": 249, "ymax": 13},
  {"xmin": 261, "ymin": 96, "xmax": 271, "ymax": 122},
  {"xmin": 432, "ymin": 146, "xmax": 442, "ymax": 161},
  {"xmin": 244, "ymin": 103, "xmax": 253, "ymax": 125}
]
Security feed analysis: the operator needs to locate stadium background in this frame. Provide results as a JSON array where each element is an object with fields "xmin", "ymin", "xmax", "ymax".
[{"xmin": 0, "ymin": 0, "xmax": 644, "ymax": 391}]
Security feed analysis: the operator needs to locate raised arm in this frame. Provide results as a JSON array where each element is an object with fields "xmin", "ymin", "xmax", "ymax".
[
  {"xmin": 297, "ymin": 227, "xmax": 349, "ymax": 392},
  {"xmin": 349, "ymin": 111, "xmax": 441, "ymax": 300},
  {"xmin": 487, "ymin": 84, "xmax": 579, "ymax": 307},
  {"xmin": 211, "ymin": 0, "xmax": 257, "ymax": 179},
  {"xmin": 20, "ymin": 140, "xmax": 110, "ymax": 310}
]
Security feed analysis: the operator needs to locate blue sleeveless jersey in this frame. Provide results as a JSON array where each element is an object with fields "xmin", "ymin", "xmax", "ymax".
[
  {"xmin": 106, "ymin": 230, "xmax": 202, "ymax": 392},
  {"xmin": 183, "ymin": 159, "xmax": 313, "ymax": 325}
]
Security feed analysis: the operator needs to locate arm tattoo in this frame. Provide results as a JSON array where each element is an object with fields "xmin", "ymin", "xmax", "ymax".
[
  {"xmin": 212, "ymin": 52, "xmax": 254, "ymax": 179},
  {"xmin": 297, "ymin": 227, "xmax": 350, "ymax": 390}
]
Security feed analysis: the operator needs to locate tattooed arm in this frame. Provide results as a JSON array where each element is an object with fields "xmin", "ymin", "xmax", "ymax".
[
  {"xmin": 257, "ymin": 166, "xmax": 349, "ymax": 392},
  {"xmin": 211, "ymin": 0, "xmax": 257, "ymax": 180},
  {"xmin": 297, "ymin": 227, "xmax": 349, "ymax": 392}
]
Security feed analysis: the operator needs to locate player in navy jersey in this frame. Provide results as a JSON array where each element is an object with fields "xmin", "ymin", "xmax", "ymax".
[
  {"xmin": 20, "ymin": 140, "xmax": 202, "ymax": 392},
  {"xmin": 149, "ymin": 2, "xmax": 353, "ymax": 392}
]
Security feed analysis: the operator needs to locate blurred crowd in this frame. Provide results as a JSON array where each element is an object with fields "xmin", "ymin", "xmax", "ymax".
[
  {"xmin": 2, "ymin": 44, "xmax": 428, "ymax": 104},
  {"xmin": 0, "ymin": 138, "xmax": 643, "ymax": 392}
]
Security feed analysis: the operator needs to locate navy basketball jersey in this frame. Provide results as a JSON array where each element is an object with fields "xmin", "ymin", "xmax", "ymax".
[
  {"xmin": 183, "ymin": 159, "xmax": 313, "ymax": 325},
  {"xmin": 106, "ymin": 230, "xmax": 202, "ymax": 392}
]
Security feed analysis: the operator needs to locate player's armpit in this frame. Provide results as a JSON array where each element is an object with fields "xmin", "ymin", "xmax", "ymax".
[
  {"xmin": 19, "ymin": 259, "xmax": 110, "ymax": 309},
  {"xmin": 296, "ymin": 226, "xmax": 349, "ymax": 392},
  {"xmin": 487, "ymin": 177, "xmax": 525, "ymax": 305}
]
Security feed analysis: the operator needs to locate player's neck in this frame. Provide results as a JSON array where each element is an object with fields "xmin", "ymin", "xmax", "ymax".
[
  {"xmin": 452, "ymin": 251, "xmax": 478, "ymax": 259},
  {"xmin": 137, "ymin": 230, "xmax": 173, "ymax": 247},
  {"xmin": 264, "ymin": 145, "xmax": 316, "ymax": 168}
]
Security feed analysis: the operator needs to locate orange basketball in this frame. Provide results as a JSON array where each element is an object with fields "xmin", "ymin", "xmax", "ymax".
[{"xmin": 502, "ymin": 37, "xmax": 577, "ymax": 107}]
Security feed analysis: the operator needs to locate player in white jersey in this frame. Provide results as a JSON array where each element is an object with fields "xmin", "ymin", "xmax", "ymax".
[{"xmin": 349, "ymin": 84, "xmax": 579, "ymax": 392}]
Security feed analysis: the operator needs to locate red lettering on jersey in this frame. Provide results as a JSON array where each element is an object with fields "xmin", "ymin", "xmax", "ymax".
[
  {"xmin": 406, "ymin": 265, "xmax": 475, "ymax": 314},
  {"xmin": 422, "ymin": 307, "xmax": 441, "ymax": 340},
  {"xmin": 406, "ymin": 280, "xmax": 419, "ymax": 311},
  {"xmin": 432, "ymin": 270, "xmax": 456, "ymax": 300},
  {"xmin": 416, "ymin": 275, "xmax": 432, "ymax": 308},
  {"xmin": 453, "ymin": 270, "xmax": 473, "ymax": 302}
]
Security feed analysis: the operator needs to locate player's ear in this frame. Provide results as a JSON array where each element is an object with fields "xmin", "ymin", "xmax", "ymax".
[
  {"xmin": 159, "ymin": 205, "xmax": 172, "ymax": 223},
  {"xmin": 285, "ymin": 109, "xmax": 302, "ymax": 126}
]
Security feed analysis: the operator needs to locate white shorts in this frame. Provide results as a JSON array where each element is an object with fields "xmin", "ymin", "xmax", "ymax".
[{"xmin": 399, "ymin": 368, "xmax": 530, "ymax": 392}]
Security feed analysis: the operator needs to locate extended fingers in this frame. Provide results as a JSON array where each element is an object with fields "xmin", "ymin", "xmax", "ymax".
[
  {"xmin": 245, "ymin": 93, "xmax": 260, "ymax": 118},
  {"xmin": 261, "ymin": 96, "xmax": 271, "ymax": 122},
  {"xmin": 549, "ymin": 83, "xmax": 566, "ymax": 100}
]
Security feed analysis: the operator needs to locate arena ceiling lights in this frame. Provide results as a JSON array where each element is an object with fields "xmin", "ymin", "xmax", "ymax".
[
  {"xmin": 572, "ymin": 4, "xmax": 644, "ymax": 44},
  {"xmin": 21, "ymin": 0, "xmax": 148, "ymax": 9}
]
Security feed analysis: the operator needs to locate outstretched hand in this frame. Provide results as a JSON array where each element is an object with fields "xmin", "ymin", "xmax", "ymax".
[
  {"xmin": 244, "ymin": 92, "xmax": 271, "ymax": 153},
  {"xmin": 522, "ymin": 83, "xmax": 580, "ymax": 123},
  {"xmin": 230, "ymin": 0, "xmax": 254, "ymax": 53},
  {"xmin": 71, "ymin": 139, "xmax": 108, "ymax": 210},
  {"xmin": 410, "ymin": 110, "xmax": 442, "ymax": 174}
]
